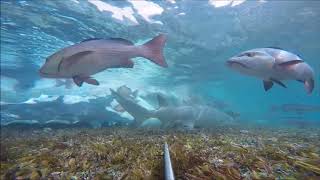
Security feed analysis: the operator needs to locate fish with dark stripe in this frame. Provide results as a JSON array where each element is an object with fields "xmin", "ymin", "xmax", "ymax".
[{"xmin": 39, "ymin": 34, "xmax": 167, "ymax": 87}]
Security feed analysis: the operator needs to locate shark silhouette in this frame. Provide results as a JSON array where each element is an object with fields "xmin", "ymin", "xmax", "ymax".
[{"xmin": 110, "ymin": 88, "xmax": 234, "ymax": 129}]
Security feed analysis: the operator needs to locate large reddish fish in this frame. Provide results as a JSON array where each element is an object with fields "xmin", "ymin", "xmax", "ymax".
[{"xmin": 39, "ymin": 34, "xmax": 167, "ymax": 87}]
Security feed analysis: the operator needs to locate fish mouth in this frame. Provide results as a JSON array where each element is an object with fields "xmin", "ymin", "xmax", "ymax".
[
  {"xmin": 39, "ymin": 68, "xmax": 47, "ymax": 77},
  {"xmin": 39, "ymin": 68, "xmax": 55, "ymax": 78},
  {"xmin": 226, "ymin": 60, "xmax": 250, "ymax": 69}
]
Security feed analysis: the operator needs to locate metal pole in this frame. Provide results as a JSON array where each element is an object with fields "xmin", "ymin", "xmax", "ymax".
[{"xmin": 164, "ymin": 142, "xmax": 175, "ymax": 180}]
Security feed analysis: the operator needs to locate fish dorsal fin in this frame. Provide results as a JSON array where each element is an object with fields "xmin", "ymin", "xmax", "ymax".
[
  {"xmin": 277, "ymin": 60, "xmax": 303, "ymax": 67},
  {"xmin": 110, "ymin": 88, "xmax": 117, "ymax": 96},
  {"xmin": 132, "ymin": 90, "xmax": 139, "ymax": 98},
  {"xmin": 108, "ymin": 38, "xmax": 133, "ymax": 45},
  {"xmin": 157, "ymin": 94, "xmax": 169, "ymax": 107},
  {"xmin": 266, "ymin": 47, "xmax": 303, "ymax": 59},
  {"xmin": 266, "ymin": 47, "xmax": 285, "ymax": 50},
  {"xmin": 80, "ymin": 38, "xmax": 133, "ymax": 45},
  {"xmin": 81, "ymin": 38, "xmax": 103, "ymax": 43}
]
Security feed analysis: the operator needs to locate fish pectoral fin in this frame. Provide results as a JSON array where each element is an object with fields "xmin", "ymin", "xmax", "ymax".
[
  {"xmin": 277, "ymin": 60, "xmax": 303, "ymax": 67},
  {"xmin": 270, "ymin": 78, "xmax": 287, "ymax": 88},
  {"xmin": 83, "ymin": 78, "xmax": 99, "ymax": 86},
  {"xmin": 81, "ymin": 38, "xmax": 103, "ymax": 43},
  {"xmin": 73, "ymin": 76, "xmax": 99, "ymax": 87},
  {"xmin": 263, "ymin": 80, "xmax": 274, "ymax": 91},
  {"xmin": 108, "ymin": 38, "xmax": 133, "ymax": 45},
  {"xmin": 73, "ymin": 76, "xmax": 84, "ymax": 87}
]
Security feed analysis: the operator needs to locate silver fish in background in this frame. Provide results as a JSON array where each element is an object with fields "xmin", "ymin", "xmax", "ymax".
[
  {"xmin": 270, "ymin": 104, "xmax": 320, "ymax": 113},
  {"xmin": 227, "ymin": 47, "xmax": 315, "ymax": 94},
  {"xmin": 280, "ymin": 118, "xmax": 320, "ymax": 128},
  {"xmin": 39, "ymin": 34, "xmax": 167, "ymax": 87}
]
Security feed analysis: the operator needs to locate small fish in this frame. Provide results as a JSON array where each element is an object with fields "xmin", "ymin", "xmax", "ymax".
[
  {"xmin": 227, "ymin": 48, "xmax": 315, "ymax": 94},
  {"xmin": 225, "ymin": 110, "xmax": 240, "ymax": 119},
  {"xmin": 39, "ymin": 34, "xmax": 167, "ymax": 87},
  {"xmin": 281, "ymin": 118, "xmax": 319, "ymax": 128},
  {"xmin": 271, "ymin": 104, "xmax": 320, "ymax": 113}
]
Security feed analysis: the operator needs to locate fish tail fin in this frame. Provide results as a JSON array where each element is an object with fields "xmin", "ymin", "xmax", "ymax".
[
  {"xmin": 304, "ymin": 78, "xmax": 314, "ymax": 94},
  {"xmin": 141, "ymin": 34, "xmax": 167, "ymax": 67}
]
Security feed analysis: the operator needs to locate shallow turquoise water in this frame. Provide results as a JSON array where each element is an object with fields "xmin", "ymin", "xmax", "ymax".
[{"xmin": 1, "ymin": 0, "xmax": 319, "ymax": 128}]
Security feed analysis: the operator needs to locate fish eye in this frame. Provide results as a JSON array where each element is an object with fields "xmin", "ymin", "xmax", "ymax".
[
  {"xmin": 237, "ymin": 52, "xmax": 254, "ymax": 57},
  {"xmin": 245, "ymin": 52, "xmax": 254, "ymax": 57}
]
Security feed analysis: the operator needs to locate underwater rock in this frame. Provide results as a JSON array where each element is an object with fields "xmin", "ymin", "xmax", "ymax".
[
  {"xmin": 141, "ymin": 118, "xmax": 162, "ymax": 128},
  {"xmin": 211, "ymin": 158, "xmax": 224, "ymax": 168},
  {"xmin": 43, "ymin": 127, "xmax": 53, "ymax": 133},
  {"xmin": 240, "ymin": 130, "xmax": 249, "ymax": 134},
  {"xmin": 266, "ymin": 137, "xmax": 278, "ymax": 143},
  {"xmin": 2, "ymin": 120, "xmax": 40, "ymax": 129}
]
